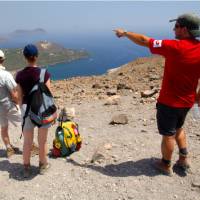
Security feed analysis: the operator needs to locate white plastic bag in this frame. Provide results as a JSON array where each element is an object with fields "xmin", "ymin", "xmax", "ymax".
[{"xmin": 191, "ymin": 103, "xmax": 200, "ymax": 120}]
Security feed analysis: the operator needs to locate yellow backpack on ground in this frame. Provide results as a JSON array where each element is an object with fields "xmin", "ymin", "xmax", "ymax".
[{"xmin": 52, "ymin": 120, "xmax": 82, "ymax": 157}]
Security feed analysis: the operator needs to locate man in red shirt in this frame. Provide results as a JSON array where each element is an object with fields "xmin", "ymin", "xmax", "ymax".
[{"xmin": 114, "ymin": 13, "xmax": 200, "ymax": 176}]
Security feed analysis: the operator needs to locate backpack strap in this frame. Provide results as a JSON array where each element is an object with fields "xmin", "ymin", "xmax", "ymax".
[
  {"xmin": 40, "ymin": 68, "xmax": 46, "ymax": 83},
  {"xmin": 29, "ymin": 68, "xmax": 46, "ymax": 93},
  {"xmin": 21, "ymin": 104, "xmax": 31, "ymax": 137}
]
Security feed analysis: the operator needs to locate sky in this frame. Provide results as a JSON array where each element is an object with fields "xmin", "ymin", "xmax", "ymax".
[{"xmin": 0, "ymin": 1, "xmax": 199, "ymax": 35}]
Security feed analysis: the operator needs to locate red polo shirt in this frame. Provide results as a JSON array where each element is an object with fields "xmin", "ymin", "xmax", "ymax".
[{"xmin": 149, "ymin": 38, "xmax": 200, "ymax": 108}]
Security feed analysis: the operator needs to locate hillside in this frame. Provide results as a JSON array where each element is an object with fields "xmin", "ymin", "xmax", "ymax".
[
  {"xmin": 51, "ymin": 56, "xmax": 164, "ymax": 103},
  {"xmin": 0, "ymin": 56, "xmax": 200, "ymax": 200},
  {"xmin": 2, "ymin": 41, "xmax": 89, "ymax": 70}
]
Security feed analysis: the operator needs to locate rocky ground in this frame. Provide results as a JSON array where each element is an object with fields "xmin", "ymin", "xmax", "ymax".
[{"xmin": 0, "ymin": 56, "xmax": 200, "ymax": 200}]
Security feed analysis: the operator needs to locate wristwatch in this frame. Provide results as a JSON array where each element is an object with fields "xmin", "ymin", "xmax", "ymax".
[{"xmin": 123, "ymin": 30, "xmax": 128, "ymax": 36}]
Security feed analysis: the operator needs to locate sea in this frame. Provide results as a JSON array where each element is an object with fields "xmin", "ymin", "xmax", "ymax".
[{"xmin": 1, "ymin": 31, "xmax": 171, "ymax": 80}]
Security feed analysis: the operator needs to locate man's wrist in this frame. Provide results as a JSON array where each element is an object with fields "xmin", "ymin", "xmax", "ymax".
[{"xmin": 123, "ymin": 30, "xmax": 128, "ymax": 36}]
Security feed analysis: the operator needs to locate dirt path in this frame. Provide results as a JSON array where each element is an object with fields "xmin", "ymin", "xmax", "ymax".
[{"xmin": 0, "ymin": 95, "xmax": 200, "ymax": 200}]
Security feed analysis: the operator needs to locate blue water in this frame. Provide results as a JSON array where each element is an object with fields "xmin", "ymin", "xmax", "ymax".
[
  {"xmin": 46, "ymin": 34, "xmax": 150, "ymax": 80},
  {"xmin": 1, "ymin": 31, "xmax": 169, "ymax": 80}
]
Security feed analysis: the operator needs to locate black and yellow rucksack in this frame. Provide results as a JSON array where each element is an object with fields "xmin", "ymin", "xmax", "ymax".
[{"xmin": 52, "ymin": 119, "xmax": 82, "ymax": 157}]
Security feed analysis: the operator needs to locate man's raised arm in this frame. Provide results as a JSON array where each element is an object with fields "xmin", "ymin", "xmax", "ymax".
[{"xmin": 114, "ymin": 28, "xmax": 150, "ymax": 47}]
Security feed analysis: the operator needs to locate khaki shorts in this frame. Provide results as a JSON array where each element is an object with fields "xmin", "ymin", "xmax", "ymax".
[{"xmin": 0, "ymin": 104, "xmax": 21, "ymax": 127}]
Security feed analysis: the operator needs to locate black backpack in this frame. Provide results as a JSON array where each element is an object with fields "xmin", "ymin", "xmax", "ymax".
[{"xmin": 22, "ymin": 69, "xmax": 57, "ymax": 130}]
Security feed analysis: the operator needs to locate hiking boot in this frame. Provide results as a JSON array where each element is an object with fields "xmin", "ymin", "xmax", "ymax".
[
  {"xmin": 11, "ymin": 145, "xmax": 20, "ymax": 153},
  {"xmin": 31, "ymin": 143, "xmax": 39, "ymax": 157},
  {"xmin": 39, "ymin": 162, "xmax": 51, "ymax": 175},
  {"xmin": 6, "ymin": 147, "xmax": 15, "ymax": 158},
  {"xmin": 153, "ymin": 159, "xmax": 173, "ymax": 176},
  {"xmin": 174, "ymin": 156, "xmax": 191, "ymax": 173},
  {"xmin": 23, "ymin": 164, "xmax": 31, "ymax": 178},
  {"xmin": 6, "ymin": 145, "xmax": 20, "ymax": 158}
]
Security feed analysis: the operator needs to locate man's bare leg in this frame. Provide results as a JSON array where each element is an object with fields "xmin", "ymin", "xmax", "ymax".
[
  {"xmin": 175, "ymin": 128, "xmax": 190, "ymax": 169},
  {"xmin": 154, "ymin": 135, "xmax": 175, "ymax": 176},
  {"xmin": 161, "ymin": 135, "xmax": 175, "ymax": 161}
]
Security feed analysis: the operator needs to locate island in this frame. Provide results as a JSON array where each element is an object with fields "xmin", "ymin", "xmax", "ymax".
[
  {"xmin": 2, "ymin": 41, "xmax": 89, "ymax": 71},
  {"xmin": 11, "ymin": 28, "xmax": 47, "ymax": 35}
]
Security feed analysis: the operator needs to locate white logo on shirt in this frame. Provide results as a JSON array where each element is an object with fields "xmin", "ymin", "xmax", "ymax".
[{"xmin": 153, "ymin": 40, "xmax": 162, "ymax": 48}]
